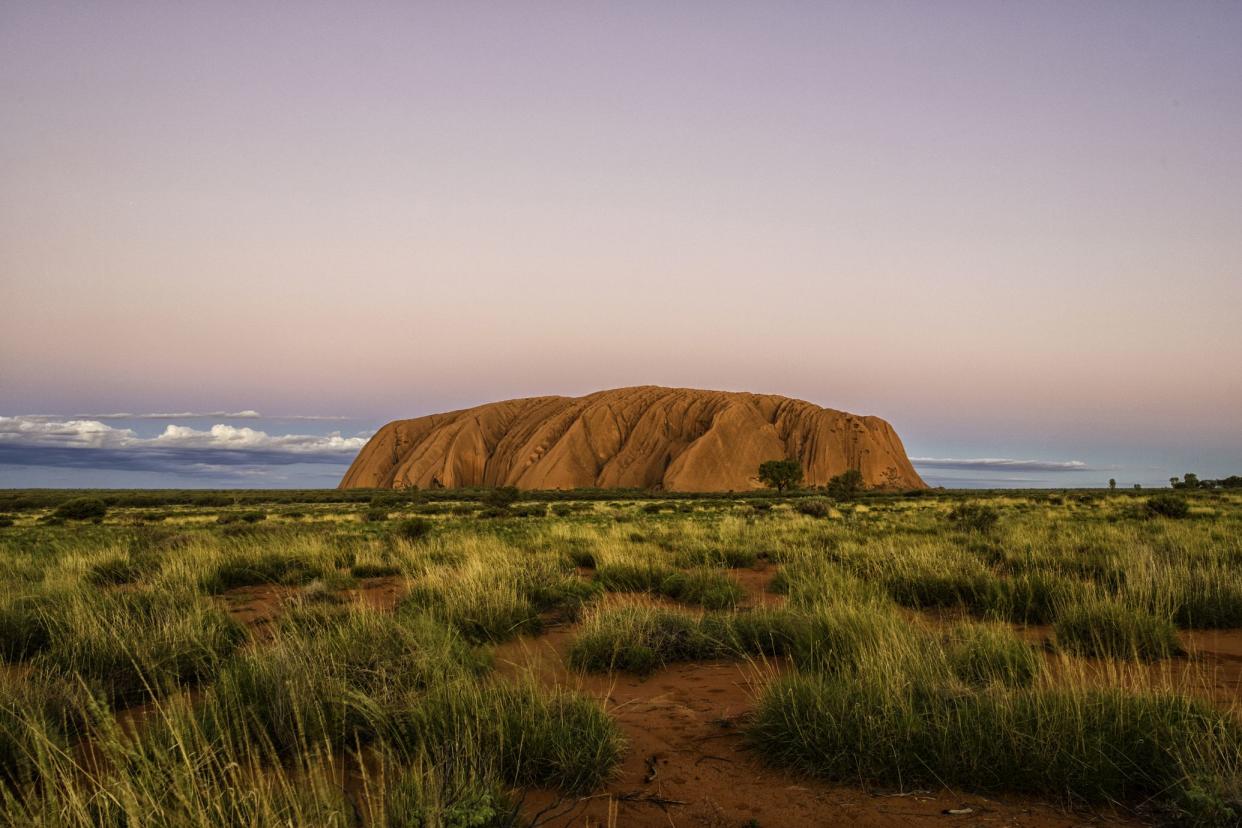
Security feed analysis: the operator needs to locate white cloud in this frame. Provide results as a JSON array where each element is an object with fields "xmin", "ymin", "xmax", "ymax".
[
  {"xmin": 911, "ymin": 457, "xmax": 1091, "ymax": 472},
  {"xmin": 0, "ymin": 416, "xmax": 367, "ymax": 455}
]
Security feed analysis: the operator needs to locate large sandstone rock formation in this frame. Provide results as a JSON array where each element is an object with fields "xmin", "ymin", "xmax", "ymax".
[{"xmin": 339, "ymin": 386, "xmax": 925, "ymax": 492}]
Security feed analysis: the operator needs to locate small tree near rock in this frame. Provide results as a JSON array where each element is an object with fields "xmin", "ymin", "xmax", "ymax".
[
  {"xmin": 758, "ymin": 459, "xmax": 802, "ymax": 493},
  {"xmin": 827, "ymin": 469, "xmax": 864, "ymax": 499}
]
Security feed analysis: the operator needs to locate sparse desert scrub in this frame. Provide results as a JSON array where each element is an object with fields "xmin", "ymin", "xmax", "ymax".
[{"xmin": 0, "ymin": 488, "xmax": 1239, "ymax": 825}]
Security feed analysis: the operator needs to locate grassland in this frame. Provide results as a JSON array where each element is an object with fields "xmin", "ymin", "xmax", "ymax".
[{"xmin": 1, "ymin": 487, "xmax": 1240, "ymax": 826}]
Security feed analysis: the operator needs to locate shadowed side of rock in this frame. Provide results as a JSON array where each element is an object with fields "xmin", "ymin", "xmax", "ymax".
[{"xmin": 339, "ymin": 386, "xmax": 926, "ymax": 491}]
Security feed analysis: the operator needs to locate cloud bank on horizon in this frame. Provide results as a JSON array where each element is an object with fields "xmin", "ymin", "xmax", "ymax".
[
  {"xmin": 0, "ymin": 415, "xmax": 369, "ymax": 479},
  {"xmin": 910, "ymin": 457, "xmax": 1092, "ymax": 473}
]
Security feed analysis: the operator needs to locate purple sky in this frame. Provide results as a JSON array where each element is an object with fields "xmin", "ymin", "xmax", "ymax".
[{"xmin": 1, "ymin": 2, "xmax": 1240, "ymax": 487}]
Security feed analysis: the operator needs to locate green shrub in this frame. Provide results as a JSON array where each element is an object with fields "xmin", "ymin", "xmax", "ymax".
[
  {"xmin": 395, "ymin": 517, "xmax": 433, "ymax": 541},
  {"xmin": 795, "ymin": 499, "xmax": 831, "ymax": 518},
  {"xmin": 1146, "ymin": 494, "xmax": 1190, "ymax": 519},
  {"xmin": 825, "ymin": 469, "xmax": 864, "ymax": 499},
  {"xmin": 363, "ymin": 508, "xmax": 390, "ymax": 522},
  {"xmin": 947, "ymin": 503, "xmax": 1000, "ymax": 533},
  {"xmin": 53, "ymin": 498, "xmax": 107, "ymax": 521},
  {"xmin": 482, "ymin": 487, "xmax": 520, "ymax": 509},
  {"xmin": 216, "ymin": 510, "xmax": 266, "ymax": 525},
  {"xmin": 383, "ymin": 759, "xmax": 517, "ymax": 828}
]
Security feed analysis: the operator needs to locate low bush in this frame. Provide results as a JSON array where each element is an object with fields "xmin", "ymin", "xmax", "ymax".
[
  {"xmin": 394, "ymin": 517, "xmax": 433, "ymax": 541},
  {"xmin": 795, "ymin": 499, "xmax": 832, "ymax": 518},
  {"xmin": 216, "ymin": 510, "xmax": 266, "ymax": 525},
  {"xmin": 53, "ymin": 498, "xmax": 107, "ymax": 521},
  {"xmin": 947, "ymin": 503, "xmax": 1001, "ymax": 533},
  {"xmin": 1146, "ymin": 494, "xmax": 1191, "ymax": 519},
  {"xmin": 593, "ymin": 562, "xmax": 673, "ymax": 592}
]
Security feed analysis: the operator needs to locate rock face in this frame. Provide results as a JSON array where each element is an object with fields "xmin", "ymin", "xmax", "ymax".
[{"xmin": 339, "ymin": 386, "xmax": 926, "ymax": 492}]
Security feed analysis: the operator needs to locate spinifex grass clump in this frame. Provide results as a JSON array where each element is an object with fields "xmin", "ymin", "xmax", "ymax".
[
  {"xmin": 569, "ymin": 606, "xmax": 723, "ymax": 673},
  {"xmin": 378, "ymin": 752, "xmax": 519, "ymax": 828},
  {"xmin": 658, "ymin": 569, "xmax": 745, "ymax": 610},
  {"xmin": 397, "ymin": 543, "xmax": 592, "ymax": 642},
  {"xmin": 569, "ymin": 604, "xmax": 809, "ymax": 673},
  {"xmin": 594, "ymin": 562, "xmax": 744, "ymax": 609},
  {"xmin": 0, "ymin": 595, "xmax": 51, "ymax": 662},
  {"xmin": 750, "ymin": 669, "xmax": 1242, "ymax": 820},
  {"xmin": 193, "ymin": 606, "xmax": 487, "ymax": 754},
  {"xmin": 593, "ymin": 560, "xmax": 674, "ymax": 592},
  {"xmin": 0, "ymin": 670, "xmax": 90, "ymax": 788},
  {"xmin": 84, "ymin": 554, "xmax": 148, "ymax": 586},
  {"xmin": 33, "ymin": 586, "xmax": 245, "ymax": 706},
  {"xmin": 944, "ymin": 622, "xmax": 1042, "ymax": 687},
  {"xmin": 4, "ymin": 699, "xmax": 361, "ymax": 828},
  {"xmin": 201, "ymin": 550, "xmax": 325, "ymax": 592},
  {"xmin": 1054, "ymin": 598, "xmax": 1183, "ymax": 661},
  {"xmin": 390, "ymin": 678, "xmax": 624, "ymax": 795}
]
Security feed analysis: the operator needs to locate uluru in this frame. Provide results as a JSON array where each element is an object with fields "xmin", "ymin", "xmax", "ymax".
[{"xmin": 340, "ymin": 386, "xmax": 925, "ymax": 492}]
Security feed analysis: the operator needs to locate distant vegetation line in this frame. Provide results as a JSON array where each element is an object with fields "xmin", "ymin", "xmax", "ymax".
[{"xmin": 1, "ymin": 482, "xmax": 1235, "ymax": 513}]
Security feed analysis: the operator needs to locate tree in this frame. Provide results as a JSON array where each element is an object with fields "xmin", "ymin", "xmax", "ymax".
[
  {"xmin": 1170, "ymin": 477, "xmax": 1179, "ymax": 489},
  {"xmin": 758, "ymin": 459, "xmax": 802, "ymax": 492},
  {"xmin": 1183, "ymin": 473, "xmax": 1200, "ymax": 489},
  {"xmin": 1108, "ymin": 478, "xmax": 1116, "ymax": 491},
  {"xmin": 827, "ymin": 469, "xmax": 864, "ymax": 499}
]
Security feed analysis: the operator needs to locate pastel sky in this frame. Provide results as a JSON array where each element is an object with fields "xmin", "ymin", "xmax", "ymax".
[{"xmin": 2, "ymin": 2, "xmax": 1240, "ymax": 488}]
